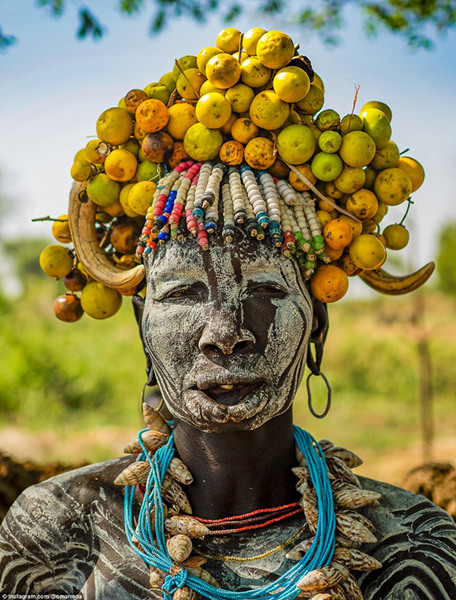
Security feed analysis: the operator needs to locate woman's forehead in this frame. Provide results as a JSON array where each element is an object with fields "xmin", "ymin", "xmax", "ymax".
[{"xmin": 145, "ymin": 237, "xmax": 304, "ymax": 288}]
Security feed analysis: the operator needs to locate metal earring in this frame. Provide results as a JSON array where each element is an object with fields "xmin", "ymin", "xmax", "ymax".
[
  {"xmin": 306, "ymin": 342, "xmax": 332, "ymax": 419},
  {"xmin": 140, "ymin": 381, "xmax": 164, "ymax": 414}
]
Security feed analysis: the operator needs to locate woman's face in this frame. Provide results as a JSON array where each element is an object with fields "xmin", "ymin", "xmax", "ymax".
[{"xmin": 143, "ymin": 238, "xmax": 313, "ymax": 433}]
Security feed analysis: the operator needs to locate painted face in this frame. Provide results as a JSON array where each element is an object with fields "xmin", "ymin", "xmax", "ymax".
[{"xmin": 143, "ymin": 237, "xmax": 313, "ymax": 432}]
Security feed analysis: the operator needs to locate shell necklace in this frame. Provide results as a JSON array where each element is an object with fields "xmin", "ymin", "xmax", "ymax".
[{"xmin": 116, "ymin": 403, "xmax": 382, "ymax": 599}]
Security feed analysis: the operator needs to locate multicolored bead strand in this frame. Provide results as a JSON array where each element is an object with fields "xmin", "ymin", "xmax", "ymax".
[
  {"xmin": 299, "ymin": 192, "xmax": 326, "ymax": 256},
  {"xmin": 221, "ymin": 181, "xmax": 235, "ymax": 243},
  {"xmin": 228, "ymin": 167, "xmax": 247, "ymax": 226},
  {"xmin": 241, "ymin": 164, "xmax": 269, "ymax": 230}
]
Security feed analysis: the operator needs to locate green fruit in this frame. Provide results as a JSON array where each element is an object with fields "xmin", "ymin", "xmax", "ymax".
[
  {"xmin": 295, "ymin": 85, "xmax": 324, "ymax": 115},
  {"xmin": 315, "ymin": 109, "xmax": 340, "ymax": 131},
  {"xmin": 340, "ymin": 114, "xmax": 363, "ymax": 136},
  {"xmin": 159, "ymin": 71, "xmax": 177, "ymax": 93},
  {"xmin": 361, "ymin": 108, "xmax": 392, "ymax": 149},
  {"xmin": 311, "ymin": 152, "xmax": 343, "ymax": 182},
  {"xmin": 87, "ymin": 173, "xmax": 120, "ymax": 207},
  {"xmin": 360, "ymin": 100, "xmax": 392, "ymax": 122},
  {"xmin": 136, "ymin": 159, "xmax": 159, "ymax": 182},
  {"xmin": 172, "ymin": 55, "xmax": 198, "ymax": 79},
  {"xmin": 339, "ymin": 131, "xmax": 376, "ymax": 168},
  {"xmin": 370, "ymin": 140, "xmax": 400, "ymax": 171},
  {"xmin": 277, "ymin": 124, "xmax": 316, "ymax": 165},
  {"xmin": 318, "ymin": 131, "xmax": 342, "ymax": 153},
  {"xmin": 143, "ymin": 83, "xmax": 170, "ymax": 105}
]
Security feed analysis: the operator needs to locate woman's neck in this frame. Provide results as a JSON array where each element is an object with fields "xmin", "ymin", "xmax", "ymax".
[{"xmin": 173, "ymin": 408, "xmax": 299, "ymax": 519}]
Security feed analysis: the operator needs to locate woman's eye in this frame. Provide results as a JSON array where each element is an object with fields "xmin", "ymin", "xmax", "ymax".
[
  {"xmin": 249, "ymin": 284, "xmax": 287, "ymax": 298},
  {"xmin": 158, "ymin": 284, "xmax": 207, "ymax": 303}
]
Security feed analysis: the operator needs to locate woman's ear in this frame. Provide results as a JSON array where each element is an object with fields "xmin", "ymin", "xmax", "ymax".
[
  {"xmin": 132, "ymin": 294, "xmax": 157, "ymax": 386},
  {"xmin": 310, "ymin": 298, "xmax": 329, "ymax": 346}
]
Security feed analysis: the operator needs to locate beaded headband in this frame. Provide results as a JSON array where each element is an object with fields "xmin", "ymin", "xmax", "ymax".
[{"xmin": 135, "ymin": 160, "xmax": 328, "ymax": 282}]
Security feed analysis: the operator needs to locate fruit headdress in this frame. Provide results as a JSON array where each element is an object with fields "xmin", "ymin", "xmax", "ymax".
[{"xmin": 39, "ymin": 26, "xmax": 434, "ymax": 322}]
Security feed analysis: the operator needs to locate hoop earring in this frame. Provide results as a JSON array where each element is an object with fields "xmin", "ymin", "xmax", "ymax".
[{"xmin": 306, "ymin": 342, "xmax": 332, "ymax": 419}]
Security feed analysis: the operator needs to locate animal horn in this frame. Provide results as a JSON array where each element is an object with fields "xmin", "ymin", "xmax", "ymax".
[
  {"xmin": 359, "ymin": 262, "xmax": 435, "ymax": 295},
  {"xmin": 68, "ymin": 181, "xmax": 145, "ymax": 294}
]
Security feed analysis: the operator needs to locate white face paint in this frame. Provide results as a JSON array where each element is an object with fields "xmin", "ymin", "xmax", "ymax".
[{"xmin": 143, "ymin": 237, "xmax": 313, "ymax": 433}]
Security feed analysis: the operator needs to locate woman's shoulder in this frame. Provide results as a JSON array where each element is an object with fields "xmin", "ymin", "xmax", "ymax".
[{"xmin": 357, "ymin": 475, "xmax": 456, "ymax": 599}]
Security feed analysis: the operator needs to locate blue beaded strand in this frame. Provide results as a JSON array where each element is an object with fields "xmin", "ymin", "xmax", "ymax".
[{"xmin": 124, "ymin": 425, "xmax": 335, "ymax": 600}]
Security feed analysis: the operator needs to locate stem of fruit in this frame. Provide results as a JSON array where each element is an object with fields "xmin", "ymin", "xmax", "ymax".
[{"xmin": 399, "ymin": 198, "xmax": 413, "ymax": 225}]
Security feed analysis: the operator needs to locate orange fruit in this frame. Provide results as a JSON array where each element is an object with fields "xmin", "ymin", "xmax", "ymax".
[
  {"xmin": 288, "ymin": 163, "xmax": 317, "ymax": 191},
  {"xmin": 219, "ymin": 140, "xmax": 244, "ymax": 165},
  {"xmin": 124, "ymin": 89, "xmax": 149, "ymax": 113},
  {"xmin": 135, "ymin": 99, "xmax": 169, "ymax": 133},
  {"xmin": 310, "ymin": 264, "xmax": 349, "ymax": 303},
  {"xmin": 244, "ymin": 137, "xmax": 276, "ymax": 169},
  {"xmin": 323, "ymin": 218, "xmax": 353, "ymax": 250}
]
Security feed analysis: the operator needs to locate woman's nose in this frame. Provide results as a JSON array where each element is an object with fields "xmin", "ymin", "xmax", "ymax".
[{"xmin": 198, "ymin": 305, "xmax": 256, "ymax": 357}]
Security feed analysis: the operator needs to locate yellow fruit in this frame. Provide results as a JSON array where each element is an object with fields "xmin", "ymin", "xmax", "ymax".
[
  {"xmin": 219, "ymin": 140, "xmax": 244, "ymax": 165},
  {"xmin": 249, "ymin": 90, "xmax": 289, "ymax": 130},
  {"xmin": 134, "ymin": 121, "xmax": 148, "ymax": 143},
  {"xmin": 346, "ymin": 189, "xmax": 379, "ymax": 219},
  {"xmin": 52, "ymin": 215, "xmax": 72, "ymax": 243},
  {"xmin": 195, "ymin": 92, "xmax": 232, "ymax": 129},
  {"xmin": 311, "ymin": 152, "xmax": 343, "ymax": 182},
  {"xmin": 276, "ymin": 124, "xmax": 316, "ymax": 165},
  {"xmin": 323, "ymin": 218, "xmax": 353, "ymax": 250},
  {"xmin": 244, "ymin": 137, "xmax": 276, "ymax": 169},
  {"xmin": 197, "ymin": 47, "xmax": 223, "ymax": 74},
  {"xmin": 383, "ymin": 223, "xmax": 410, "ymax": 250},
  {"xmin": 128, "ymin": 181, "xmax": 156, "ymax": 216},
  {"xmin": 216, "ymin": 27, "xmax": 242, "ymax": 54},
  {"xmin": 225, "ymin": 83, "xmax": 255, "ymax": 113},
  {"xmin": 96, "ymin": 107, "xmax": 133, "ymax": 145},
  {"xmin": 397, "ymin": 156, "xmax": 425, "ymax": 192},
  {"xmin": 70, "ymin": 160, "xmax": 92, "ymax": 182},
  {"xmin": 273, "ymin": 67, "xmax": 310, "ymax": 103},
  {"xmin": 315, "ymin": 109, "xmax": 340, "ymax": 131},
  {"xmin": 40, "ymin": 245, "xmax": 73, "ymax": 279},
  {"xmin": 240, "ymin": 56, "xmax": 271, "ymax": 88},
  {"xmin": 124, "ymin": 88, "xmax": 149, "ymax": 113},
  {"xmin": 339, "ymin": 131, "xmax": 376, "ymax": 168},
  {"xmin": 363, "ymin": 166, "xmax": 377, "ymax": 190},
  {"xmin": 338, "ymin": 253, "xmax": 360, "ymax": 276},
  {"xmin": 362, "ymin": 219, "xmax": 378, "ymax": 234},
  {"xmin": 360, "ymin": 100, "xmax": 392, "ymax": 122},
  {"xmin": 324, "ymin": 182, "xmax": 344, "ymax": 200},
  {"xmin": 87, "ymin": 173, "xmax": 120, "ymax": 206},
  {"xmin": 312, "ymin": 73, "xmax": 325, "ymax": 93},
  {"xmin": 333, "ymin": 166, "xmax": 366, "ymax": 194},
  {"xmin": 232, "ymin": 50, "xmax": 249, "ymax": 64},
  {"xmin": 119, "ymin": 183, "xmax": 139, "ymax": 218},
  {"xmin": 102, "ymin": 199, "xmax": 124, "ymax": 217},
  {"xmin": 136, "ymin": 99, "xmax": 169, "ymax": 133},
  {"xmin": 373, "ymin": 201, "xmax": 388, "ymax": 224},
  {"xmin": 316, "ymin": 210, "xmax": 333, "ymax": 229},
  {"xmin": 81, "ymin": 281, "xmax": 122, "ymax": 320},
  {"xmin": 339, "ymin": 114, "xmax": 363, "ymax": 136},
  {"xmin": 159, "ymin": 71, "xmax": 177, "ymax": 93},
  {"xmin": 349, "ymin": 234, "xmax": 386, "ymax": 270},
  {"xmin": 361, "ymin": 107, "xmax": 392, "ymax": 149},
  {"xmin": 318, "ymin": 131, "xmax": 342, "ymax": 153},
  {"xmin": 256, "ymin": 30, "xmax": 295, "ymax": 70},
  {"xmin": 172, "ymin": 55, "xmax": 198, "ymax": 79},
  {"xmin": 183, "ymin": 123, "xmax": 223, "ymax": 161},
  {"xmin": 220, "ymin": 112, "xmax": 238, "ymax": 135},
  {"xmin": 370, "ymin": 140, "xmax": 400, "ymax": 171},
  {"xmin": 176, "ymin": 68, "xmax": 206, "ymax": 100},
  {"xmin": 85, "ymin": 139, "xmax": 106, "ymax": 164},
  {"xmin": 104, "ymin": 149, "xmax": 137, "ymax": 182},
  {"xmin": 200, "ymin": 80, "xmax": 226, "ymax": 96},
  {"xmin": 166, "ymin": 103, "xmax": 198, "ymax": 139},
  {"xmin": 206, "ymin": 53, "xmax": 241, "ymax": 89},
  {"xmin": 374, "ymin": 167, "xmax": 412, "ymax": 206},
  {"xmin": 295, "ymin": 85, "xmax": 324, "ymax": 115},
  {"xmin": 310, "ymin": 264, "xmax": 349, "ymax": 303},
  {"xmin": 243, "ymin": 27, "xmax": 267, "ymax": 55},
  {"xmin": 288, "ymin": 163, "xmax": 317, "ymax": 191},
  {"xmin": 142, "ymin": 131, "xmax": 174, "ymax": 163}
]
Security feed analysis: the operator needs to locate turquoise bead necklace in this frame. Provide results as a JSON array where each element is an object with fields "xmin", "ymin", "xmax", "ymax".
[{"xmin": 123, "ymin": 425, "xmax": 336, "ymax": 600}]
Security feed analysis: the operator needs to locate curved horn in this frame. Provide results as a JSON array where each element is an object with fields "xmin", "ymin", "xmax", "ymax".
[
  {"xmin": 68, "ymin": 182, "xmax": 145, "ymax": 293},
  {"xmin": 359, "ymin": 262, "xmax": 435, "ymax": 295}
]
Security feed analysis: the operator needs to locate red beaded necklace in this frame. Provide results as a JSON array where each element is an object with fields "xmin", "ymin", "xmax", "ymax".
[{"xmin": 191, "ymin": 502, "xmax": 303, "ymax": 535}]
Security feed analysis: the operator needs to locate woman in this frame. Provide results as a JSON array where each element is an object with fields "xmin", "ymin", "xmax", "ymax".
[{"xmin": 1, "ymin": 194, "xmax": 455, "ymax": 597}]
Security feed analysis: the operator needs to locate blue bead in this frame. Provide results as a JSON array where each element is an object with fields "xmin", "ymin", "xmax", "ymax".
[
  {"xmin": 157, "ymin": 231, "xmax": 169, "ymax": 241},
  {"xmin": 192, "ymin": 208, "xmax": 204, "ymax": 220},
  {"xmin": 144, "ymin": 247, "xmax": 152, "ymax": 254}
]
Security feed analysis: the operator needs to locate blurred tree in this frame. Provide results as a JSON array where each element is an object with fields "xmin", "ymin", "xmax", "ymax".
[
  {"xmin": 1, "ymin": 0, "xmax": 456, "ymax": 52},
  {"xmin": 436, "ymin": 222, "xmax": 456, "ymax": 297}
]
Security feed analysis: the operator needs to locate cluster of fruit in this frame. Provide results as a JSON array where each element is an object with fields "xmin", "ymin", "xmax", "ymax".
[{"xmin": 39, "ymin": 26, "xmax": 425, "ymax": 321}]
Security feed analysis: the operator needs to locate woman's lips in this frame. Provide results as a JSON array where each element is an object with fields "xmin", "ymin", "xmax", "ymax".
[{"xmin": 201, "ymin": 382, "xmax": 259, "ymax": 406}]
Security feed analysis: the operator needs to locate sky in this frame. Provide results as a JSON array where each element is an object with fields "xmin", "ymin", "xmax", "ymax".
[{"xmin": 1, "ymin": 0, "xmax": 455, "ymax": 294}]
